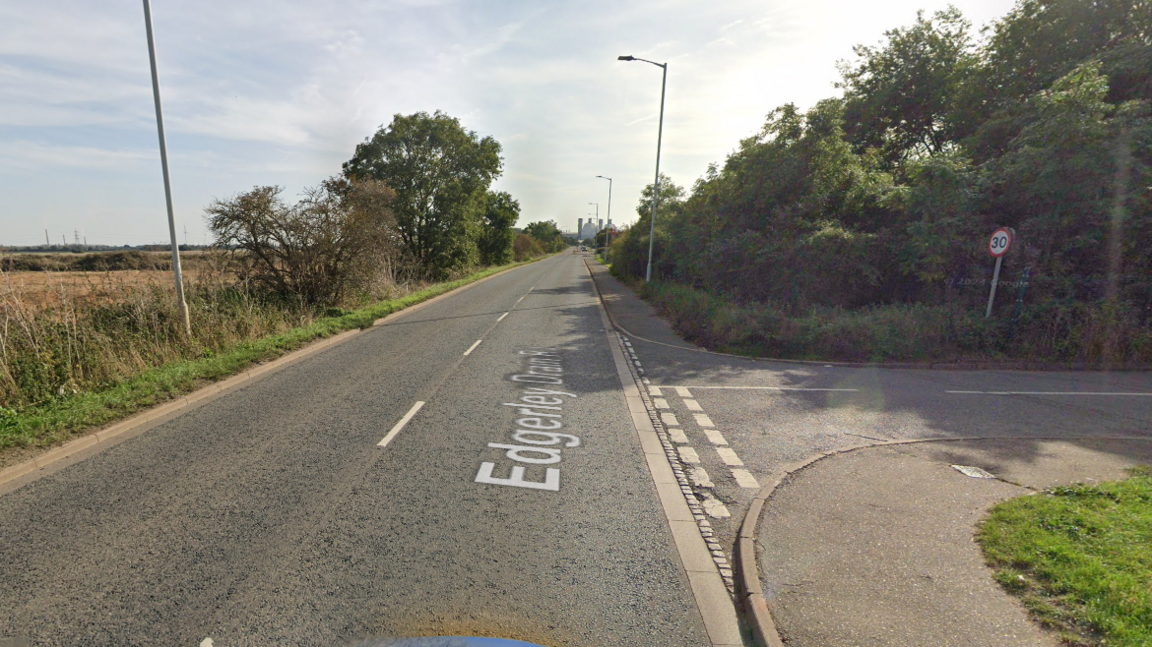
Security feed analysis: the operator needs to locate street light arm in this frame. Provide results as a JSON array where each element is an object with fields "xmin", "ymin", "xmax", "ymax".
[{"xmin": 618, "ymin": 55, "xmax": 666, "ymax": 69}]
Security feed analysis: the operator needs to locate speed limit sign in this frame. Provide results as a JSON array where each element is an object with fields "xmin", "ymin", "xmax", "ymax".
[{"xmin": 989, "ymin": 227, "xmax": 1013, "ymax": 257}]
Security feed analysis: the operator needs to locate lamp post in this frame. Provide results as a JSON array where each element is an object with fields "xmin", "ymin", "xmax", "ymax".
[
  {"xmin": 142, "ymin": 0, "xmax": 190, "ymax": 335},
  {"xmin": 596, "ymin": 175, "xmax": 612, "ymax": 264},
  {"xmin": 618, "ymin": 55, "xmax": 667, "ymax": 283}
]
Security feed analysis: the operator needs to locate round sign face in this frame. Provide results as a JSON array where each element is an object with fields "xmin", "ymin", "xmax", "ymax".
[{"xmin": 988, "ymin": 227, "xmax": 1012, "ymax": 258}]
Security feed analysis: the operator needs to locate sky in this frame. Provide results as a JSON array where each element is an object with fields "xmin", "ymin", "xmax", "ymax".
[{"xmin": 0, "ymin": 0, "xmax": 1018, "ymax": 247}]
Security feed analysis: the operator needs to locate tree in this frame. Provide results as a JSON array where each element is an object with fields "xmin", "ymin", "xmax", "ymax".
[
  {"xmin": 477, "ymin": 191, "xmax": 520, "ymax": 265},
  {"xmin": 838, "ymin": 7, "xmax": 977, "ymax": 164},
  {"xmin": 343, "ymin": 111, "xmax": 503, "ymax": 277},
  {"xmin": 522, "ymin": 220, "xmax": 566, "ymax": 253},
  {"xmin": 205, "ymin": 178, "xmax": 397, "ymax": 305}
]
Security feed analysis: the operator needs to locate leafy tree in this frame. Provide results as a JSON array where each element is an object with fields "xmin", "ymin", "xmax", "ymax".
[
  {"xmin": 522, "ymin": 220, "xmax": 566, "ymax": 253},
  {"xmin": 512, "ymin": 234, "xmax": 544, "ymax": 261},
  {"xmin": 343, "ymin": 111, "xmax": 502, "ymax": 277},
  {"xmin": 477, "ymin": 191, "xmax": 520, "ymax": 265},
  {"xmin": 838, "ymin": 7, "xmax": 977, "ymax": 164},
  {"xmin": 206, "ymin": 178, "xmax": 396, "ymax": 305},
  {"xmin": 610, "ymin": 173, "xmax": 685, "ymax": 280}
]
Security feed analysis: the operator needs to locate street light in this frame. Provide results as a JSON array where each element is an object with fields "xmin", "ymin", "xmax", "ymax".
[
  {"xmin": 618, "ymin": 54, "xmax": 667, "ymax": 283},
  {"xmin": 595, "ymin": 175, "xmax": 612, "ymax": 264},
  {"xmin": 142, "ymin": 0, "xmax": 190, "ymax": 335}
]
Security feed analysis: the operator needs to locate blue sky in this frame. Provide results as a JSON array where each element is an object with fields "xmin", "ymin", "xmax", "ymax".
[{"xmin": 0, "ymin": 0, "xmax": 1016, "ymax": 246}]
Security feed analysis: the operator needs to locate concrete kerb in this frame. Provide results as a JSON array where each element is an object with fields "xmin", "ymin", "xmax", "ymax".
[
  {"xmin": 582, "ymin": 259, "xmax": 1152, "ymax": 372},
  {"xmin": 0, "ymin": 258, "xmax": 547, "ymax": 491},
  {"xmin": 584, "ymin": 257, "xmax": 745, "ymax": 647},
  {"xmin": 733, "ymin": 434, "xmax": 1152, "ymax": 647}
]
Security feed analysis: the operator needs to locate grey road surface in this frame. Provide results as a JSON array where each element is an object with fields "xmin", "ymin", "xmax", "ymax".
[
  {"xmin": 0, "ymin": 254, "xmax": 713, "ymax": 647},
  {"xmin": 586, "ymin": 259, "xmax": 1152, "ymax": 644}
]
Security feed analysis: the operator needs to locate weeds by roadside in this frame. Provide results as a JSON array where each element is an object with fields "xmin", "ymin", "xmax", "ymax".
[
  {"xmin": 0, "ymin": 258, "xmax": 541, "ymax": 455},
  {"xmin": 633, "ymin": 279, "xmax": 1152, "ymax": 365}
]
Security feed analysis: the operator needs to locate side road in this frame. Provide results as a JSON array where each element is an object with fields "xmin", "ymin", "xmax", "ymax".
[{"xmin": 584, "ymin": 256, "xmax": 1152, "ymax": 647}]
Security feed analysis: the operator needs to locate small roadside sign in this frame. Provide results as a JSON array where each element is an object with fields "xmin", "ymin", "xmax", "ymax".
[
  {"xmin": 985, "ymin": 227, "xmax": 1015, "ymax": 318},
  {"xmin": 989, "ymin": 227, "xmax": 1012, "ymax": 258}
]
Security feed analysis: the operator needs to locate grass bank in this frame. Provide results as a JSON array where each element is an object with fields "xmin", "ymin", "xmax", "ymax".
[
  {"xmin": 0, "ymin": 258, "xmax": 541, "ymax": 456},
  {"xmin": 977, "ymin": 467, "xmax": 1152, "ymax": 647},
  {"xmin": 631, "ymin": 279, "xmax": 1152, "ymax": 365}
]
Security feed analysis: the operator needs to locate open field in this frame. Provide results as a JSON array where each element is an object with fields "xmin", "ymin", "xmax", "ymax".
[{"xmin": 1, "ymin": 270, "xmax": 201, "ymax": 311}]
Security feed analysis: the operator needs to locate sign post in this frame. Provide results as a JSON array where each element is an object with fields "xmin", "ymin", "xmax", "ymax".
[{"xmin": 985, "ymin": 227, "xmax": 1013, "ymax": 318}]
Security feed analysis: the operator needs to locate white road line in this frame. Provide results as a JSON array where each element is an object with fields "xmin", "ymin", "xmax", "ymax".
[
  {"xmin": 674, "ymin": 387, "xmax": 692, "ymax": 397},
  {"xmin": 701, "ymin": 495, "xmax": 731, "ymax": 519},
  {"xmin": 653, "ymin": 398, "xmax": 670, "ymax": 409},
  {"xmin": 669, "ymin": 428, "xmax": 690, "ymax": 444},
  {"xmin": 377, "ymin": 401, "xmax": 426, "ymax": 448},
  {"xmin": 648, "ymin": 386, "xmax": 663, "ymax": 396},
  {"xmin": 731, "ymin": 469, "xmax": 760, "ymax": 489},
  {"xmin": 516, "ymin": 295, "xmax": 526, "ymax": 304},
  {"xmin": 693, "ymin": 413, "xmax": 715, "ymax": 428},
  {"xmin": 662, "ymin": 385, "xmax": 860, "ymax": 392},
  {"xmin": 684, "ymin": 399, "xmax": 703, "ymax": 411},
  {"xmin": 702, "ymin": 429, "xmax": 728, "ymax": 446},
  {"xmin": 946, "ymin": 390, "xmax": 1152, "ymax": 396},
  {"xmin": 661, "ymin": 412, "xmax": 680, "ymax": 426},
  {"xmin": 689, "ymin": 466, "xmax": 714, "ymax": 488},
  {"xmin": 496, "ymin": 312, "xmax": 509, "ymax": 322},
  {"xmin": 716, "ymin": 447, "xmax": 744, "ymax": 466},
  {"xmin": 463, "ymin": 340, "xmax": 483, "ymax": 356},
  {"xmin": 678, "ymin": 446, "xmax": 701, "ymax": 464}
]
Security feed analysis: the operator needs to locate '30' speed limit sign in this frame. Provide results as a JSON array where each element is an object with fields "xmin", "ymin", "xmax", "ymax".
[{"xmin": 988, "ymin": 227, "xmax": 1013, "ymax": 258}]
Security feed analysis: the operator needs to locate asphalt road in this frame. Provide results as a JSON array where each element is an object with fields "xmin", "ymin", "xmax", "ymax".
[
  {"xmin": 627, "ymin": 335, "xmax": 1152, "ymax": 554},
  {"xmin": 0, "ymin": 254, "xmax": 715, "ymax": 647}
]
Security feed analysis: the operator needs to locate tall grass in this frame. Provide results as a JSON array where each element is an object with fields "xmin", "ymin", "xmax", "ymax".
[
  {"xmin": 0, "ymin": 268, "xmax": 314, "ymax": 410},
  {"xmin": 638, "ymin": 280, "xmax": 1152, "ymax": 365},
  {"xmin": 0, "ymin": 258, "xmax": 538, "ymax": 451}
]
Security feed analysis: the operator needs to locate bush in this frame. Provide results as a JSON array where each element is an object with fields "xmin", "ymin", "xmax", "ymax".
[
  {"xmin": 206, "ymin": 177, "xmax": 398, "ymax": 306},
  {"xmin": 512, "ymin": 234, "xmax": 544, "ymax": 261}
]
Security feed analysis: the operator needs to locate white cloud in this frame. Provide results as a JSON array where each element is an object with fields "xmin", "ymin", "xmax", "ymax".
[{"xmin": 0, "ymin": 0, "xmax": 1019, "ymax": 243}]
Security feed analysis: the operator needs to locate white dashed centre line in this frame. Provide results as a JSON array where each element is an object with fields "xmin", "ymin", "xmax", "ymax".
[
  {"xmin": 660, "ymin": 412, "xmax": 680, "ymax": 426},
  {"xmin": 693, "ymin": 413, "xmax": 715, "ymax": 428},
  {"xmin": 674, "ymin": 387, "xmax": 692, "ymax": 397},
  {"xmin": 668, "ymin": 428, "xmax": 690, "ymax": 444},
  {"xmin": 683, "ymin": 399, "xmax": 703, "ymax": 411},
  {"xmin": 463, "ymin": 339, "xmax": 482, "ymax": 356},
  {"xmin": 653, "ymin": 398, "xmax": 670, "ymax": 409},
  {"xmin": 496, "ymin": 312, "xmax": 509, "ymax": 322},
  {"xmin": 377, "ymin": 401, "xmax": 426, "ymax": 448}
]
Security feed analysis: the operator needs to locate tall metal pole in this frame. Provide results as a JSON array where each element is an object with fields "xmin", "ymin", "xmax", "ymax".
[
  {"xmin": 597, "ymin": 176, "xmax": 612, "ymax": 264},
  {"xmin": 142, "ymin": 0, "xmax": 191, "ymax": 335},
  {"xmin": 645, "ymin": 63, "xmax": 667, "ymax": 283}
]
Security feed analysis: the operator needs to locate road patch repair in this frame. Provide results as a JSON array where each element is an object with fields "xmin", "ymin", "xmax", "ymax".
[
  {"xmin": 474, "ymin": 348, "xmax": 580, "ymax": 492},
  {"xmin": 750, "ymin": 436, "xmax": 1152, "ymax": 647}
]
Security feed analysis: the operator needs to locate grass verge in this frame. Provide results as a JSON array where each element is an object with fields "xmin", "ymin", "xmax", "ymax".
[
  {"xmin": 0, "ymin": 258, "xmax": 541, "ymax": 455},
  {"xmin": 977, "ymin": 467, "xmax": 1152, "ymax": 646}
]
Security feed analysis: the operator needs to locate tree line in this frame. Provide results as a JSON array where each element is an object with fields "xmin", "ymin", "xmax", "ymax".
[
  {"xmin": 610, "ymin": 0, "xmax": 1152, "ymax": 363},
  {"xmin": 207, "ymin": 110, "xmax": 563, "ymax": 306}
]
